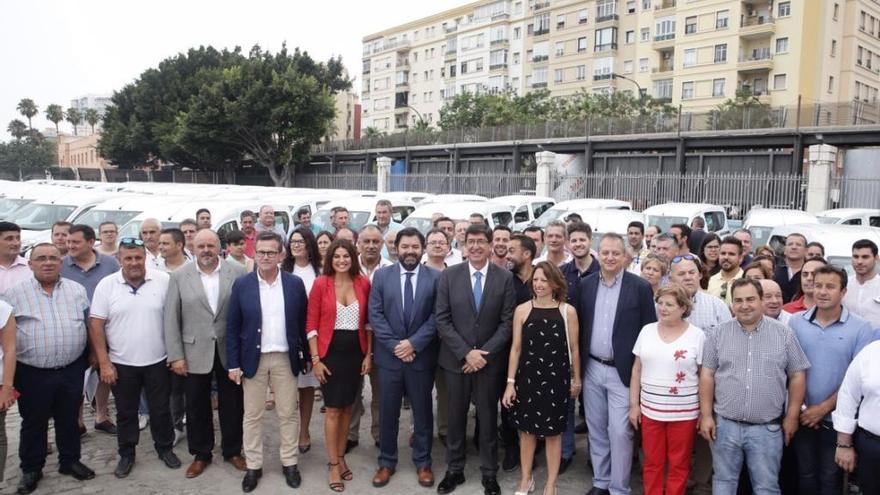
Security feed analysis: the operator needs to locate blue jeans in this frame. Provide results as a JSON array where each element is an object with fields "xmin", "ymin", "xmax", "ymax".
[
  {"xmin": 710, "ymin": 415, "xmax": 783, "ymax": 495},
  {"xmin": 562, "ymin": 400, "xmax": 575, "ymax": 459},
  {"xmin": 792, "ymin": 423, "xmax": 841, "ymax": 495}
]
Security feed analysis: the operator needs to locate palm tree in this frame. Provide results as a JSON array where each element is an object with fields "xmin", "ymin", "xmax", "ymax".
[
  {"xmin": 65, "ymin": 108, "xmax": 83, "ymax": 136},
  {"xmin": 16, "ymin": 98, "xmax": 38, "ymax": 133},
  {"xmin": 7, "ymin": 120, "xmax": 28, "ymax": 141},
  {"xmin": 45, "ymin": 104, "xmax": 64, "ymax": 135},
  {"xmin": 84, "ymin": 108, "xmax": 100, "ymax": 135}
]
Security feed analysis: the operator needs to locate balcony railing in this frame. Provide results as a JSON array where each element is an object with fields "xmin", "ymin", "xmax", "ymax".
[
  {"xmin": 741, "ymin": 15, "xmax": 775, "ymax": 27},
  {"xmin": 490, "ymin": 63, "xmax": 508, "ymax": 70},
  {"xmin": 739, "ymin": 50, "xmax": 772, "ymax": 62},
  {"xmin": 490, "ymin": 38, "xmax": 509, "ymax": 46},
  {"xmin": 444, "ymin": 24, "xmax": 458, "ymax": 34},
  {"xmin": 532, "ymin": 81, "xmax": 548, "ymax": 88},
  {"xmin": 594, "ymin": 43, "xmax": 618, "ymax": 52},
  {"xmin": 654, "ymin": 33, "xmax": 675, "ymax": 42},
  {"xmin": 654, "ymin": 0, "xmax": 676, "ymax": 10},
  {"xmin": 651, "ymin": 64, "xmax": 674, "ymax": 73},
  {"xmin": 532, "ymin": 0, "xmax": 551, "ymax": 10},
  {"xmin": 532, "ymin": 54, "xmax": 549, "ymax": 62},
  {"xmin": 596, "ymin": 13, "xmax": 619, "ymax": 23},
  {"xmin": 593, "ymin": 73, "xmax": 613, "ymax": 81},
  {"xmin": 533, "ymin": 27, "xmax": 550, "ymax": 36}
]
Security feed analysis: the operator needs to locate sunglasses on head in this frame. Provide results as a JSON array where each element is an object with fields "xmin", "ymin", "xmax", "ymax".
[
  {"xmin": 119, "ymin": 237, "xmax": 145, "ymax": 247},
  {"xmin": 671, "ymin": 254, "xmax": 698, "ymax": 264}
]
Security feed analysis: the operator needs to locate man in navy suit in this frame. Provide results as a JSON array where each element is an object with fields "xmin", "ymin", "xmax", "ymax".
[
  {"xmin": 369, "ymin": 228, "xmax": 441, "ymax": 489},
  {"xmin": 227, "ymin": 232, "xmax": 309, "ymax": 493},
  {"xmin": 576, "ymin": 233, "xmax": 657, "ymax": 495}
]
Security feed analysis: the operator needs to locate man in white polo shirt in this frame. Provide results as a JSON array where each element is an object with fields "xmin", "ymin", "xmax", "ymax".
[{"xmin": 88, "ymin": 238, "xmax": 181, "ymax": 479}]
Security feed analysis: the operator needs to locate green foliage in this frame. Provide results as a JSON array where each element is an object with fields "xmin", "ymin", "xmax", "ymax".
[
  {"xmin": 16, "ymin": 98, "xmax": 38, "ymax": 131},
  {"xmin": 99, "ymin": 44, "xmax": 349, "ymax": 185},
  {"xmin": 709, "ymin": 88, "xmax": 774, "ymax": 130},
  {"xmin": 7, "ymin": 120, "xmax": 27, "ymax": 141},
  {"xmin": 45, "ymin": 104, "xmax": 64, "ymax": 134},
  {"xmin": 0, "ymin": 136, "xmax": 56, "ymax": 169},
  {"xmin": 84, "ymin": 108, "xmax": 100, "ymax": 134},
  {"xmin": 65, "ymin": 108, "xmax": 83, "ymax": 135}
]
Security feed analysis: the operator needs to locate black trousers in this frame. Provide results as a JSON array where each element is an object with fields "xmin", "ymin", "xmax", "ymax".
[
  {"xmin": 170, "ymin": 373, "xmax": 186, "ymax": 431},
  {"xmin": 445, "ymin": 368, "xmax": 501, "ymax": 477},
  {"xmin": 856, "ymin": 428, "xmax": 880, "ymax": 495},
  {"xmin": 184, "ymin": 347, "xmax": 243, "ymax": 461},
  {"xmin": 112, "ymin": 360, "xmax": 174, "ymax": 457},
  {"xmin": 14, "ymin": 357, "xmax": 87, "ymax": 474}
]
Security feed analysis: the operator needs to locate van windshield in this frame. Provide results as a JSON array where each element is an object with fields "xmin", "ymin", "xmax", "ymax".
[
  {"xmin": 646, "ymin": 216, "xmax": 688, "ymax": 232},
  {"xmin": 14, "ymin": 203, "xmax": 76, "ymax": 230},
  {"xmin": 0, "ymin": 198, "xmax": 32, "ymax": 219}
]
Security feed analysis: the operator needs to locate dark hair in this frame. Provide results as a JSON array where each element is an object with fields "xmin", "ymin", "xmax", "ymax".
[
  {"xmin": 720, "ymin": 235, "xmax": 743, "ymax": 254},
  {"xmin": 322, "ymin": 239, "xmax": 361, "ymax": 278},
  {"xmin": 565, "ymin": 213, "xmax": 583, "ymax": 223},
  {"xmin": 196, "ymin": 208, "xmax": 211, "ymax": 218},
  {"xmin": 316, "ymin": 230, "xmax": 334, "ymax": 244},
  {"xmin": 426, "ymin": 228, "xmax": 449, "ymax": 244},
  {"xmin": 331, "ymin": 206, "xmax": 349, "ymax": 216},
  {"xmin": 806, "ymin": 241, "xmax": 825, "ymax": 256},
  {"xmin": 282, "ymin": 227, "xmax": 321, "ymax": 275},
  {"xmin": 731, "ymin": 277, "xmax": 763, "ymax": 299},
  {"xmin": 647, "ymin": 225, "xmax": 663, "ymax": 234},
  {"xmin": 395, "ymin": 227, "xmax": 425, "ymax": 247},
  {"xmin": 29, "ymin": 242, "xmax": 59, "ymax": 258},
  {"xmin": 511, "ymin": 234, "xmax": 537, "ymax": 260},
  {"xmin": 742, "ymin": 261, "xmax": 772, "ymax": 279},
  {"xmin": 567, "ymin": 221, "xmax": 592, "ymax": 239},
  {"xmin": 296, "ymin": 207, "xmax": 310, "ymax": 220},
  {"xmin": 52, "ymin": 221, "xmax": 72, "ymax": 232},
  {"xmin": 179, "ymin": 218, "xmax": 197, "ymax": 229},
  {"xmin": 853, "ymin": 239, "xmax": 879, "ymax": 256},
  {"xmin": 691, "ymin": 217, "xmax": 706, "ymax": 229},
  {"xmin": 532, "ymin": 261, "xmax": 568, "ymax": 302},
  {"xmin": 804, "ymin": 256, "xmax": 828, "ymax": 267},
  {"xmin": 225, "ymin": 230, "xmax": 245, "ymax": 244},
  {"xmin": 814, "ymin": 264, "xmax": 848, "ymax": 288},
  {"xmin": 465, "ymin": 224, "xmax": 492, "ymax": 243},
  {"xmin": 433, "ymin": 216, "xmax": 454, "ymax": 228},
  {"xmin": 492, "ymin": 225, "xmax": 512, "ymax": 236},
  {"xmin": 469, "ymin": 212, "xmax": 486, "ymax": 220},
  {"xmin": 240, "ymin": 210, "xmax": 256, "ymax": 222},
  {"xmin": 255, "ymin": 231, "xmax": 283, "ymax": 252},
  {"xmin": 523, "ymin": 226, "xmax": 544, "ymax": 241},
  {"xmin": 670, "ymin": 223, "xmax": 692, "ymax": 240},
  {"xmin": 160, "ymin": 228, "xmax": 185, "ymax": 246},
  {"xmin": 98, "ymin": 221, "xmax": 117, "ymax": 232},
  {"xmin": 698, "ymin": 233, "xmax": 722, "ymax": 265},
  {"xmin": 69, "ymin": 224, "xmax": 96, "ymax": 242},
  {"xmin": 627, "ymin": 221, "xmax": 645, "ymax": 234},
  {"xmin": 0, "ymin": 221, "xmax": 20, "ymax": 234}
]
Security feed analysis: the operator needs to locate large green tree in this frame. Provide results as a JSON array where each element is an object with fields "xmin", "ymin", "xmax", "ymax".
[
  {"xmin": 45, "ymin": 104, "xmax": 64, "ymax": 134},
  {"xmin": 65, "ymin": 108, "xmax": 83, "ymax": 135},
  {"xmin": 7, "ymin": 120, "xmax": 27, "ymax": 141},
  {"xmin": 16, "ymin": 98, "xmax": 38, "ymax": 133},
  {"xmin": 0, "ymin": 137, "xmax": 56, "ymax": 169},
  {"xmin": 708, "ymin": 88, "xmax": 774, "ymax": 130},
  {"xmin": 99, "ymin": 44, "xmax": 349, "ymax": 185}
]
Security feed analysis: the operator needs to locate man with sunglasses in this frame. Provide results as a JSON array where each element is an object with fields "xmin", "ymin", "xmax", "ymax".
[{"xmin": 707, "ymin": 237, "xmax": 744, "ymax": 306}]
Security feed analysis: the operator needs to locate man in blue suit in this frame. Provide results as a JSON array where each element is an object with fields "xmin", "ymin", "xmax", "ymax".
[
  {"xmin": 369, "ymin": 227, "xmax": 441, "ymax": 489},
  {"xmin": 576, "ymin": 233, "xmax": 657, "ymax": 495},
  {"xmin": 227, "ymin": 231, "xmax": 309, "ymax": 493}
]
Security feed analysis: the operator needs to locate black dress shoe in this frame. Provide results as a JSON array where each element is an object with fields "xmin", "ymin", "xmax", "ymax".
[
  {"xmin": 114, "ymin": 456, "xmax": 135, "ymax": 478},
  {"xmin": 439, "ymin": 434, "xmax": 447, "ymax": 447},
  {"xmin": 283, "ymin": 465, "xmax": 301, "ymax": 489},
  {"xmin": 575, "ymin": 421, "xmax": 588, "ymax": 434},
  {"xmin": 59, "ymin": 461, "xmax": 95, "ymax": 480},
  {"xmin": 16, "ymin": 471, "xmax": 42, "ymax": 494},
  {"xmin": 481, "ymin": 476, "xmax": 501, "ymax": 495},
  {"xmin": 502, "ymin": 447, "xmax": 519, "ymax": 472},
  {"xmin": 159, "ymin": 450, "xmax": 182, "ymax": 469},
  {"xmin": 345, "ymin": 439, "xmax": 359, "ymax": 454},
  {"xmin": 242, "ymin": 468, "xmax": 262, "ymax": 493},
  {"xmin": 586, "ymin": 487, "xmax": 611, "ymax": 495},
  {"xmin": 558, "ymin": 455, "xmax": 573, "ymax": 474},
  {"xmin": 437, "ymin": 471, "xmax": 465, "ymax": 494}
]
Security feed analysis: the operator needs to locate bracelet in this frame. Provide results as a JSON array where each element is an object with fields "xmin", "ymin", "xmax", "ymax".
[
  {"xmin": 836, "ymin": 444, "xmax": 854, "ymax": 449},
  {"xmin": 506, "ymin": 378, "xmax": 515, "ymax": 384},
  {"xmin": 311, "ymin": 355, "xmax": 320, "ymax": 363}
]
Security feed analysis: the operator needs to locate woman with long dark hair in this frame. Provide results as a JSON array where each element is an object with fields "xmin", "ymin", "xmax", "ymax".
[
  {"xmin": 316, "ymin": 231, "xmax": 334, "ymax": 264},
  {"xmin": 697, "ymin": 234, "xmax": 722, "ymax": 289}
]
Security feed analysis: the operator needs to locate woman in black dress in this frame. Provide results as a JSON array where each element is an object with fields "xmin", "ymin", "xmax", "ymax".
[{"xmin": 502, "ymin": 261, "xmax": 581, "ymax": 495}]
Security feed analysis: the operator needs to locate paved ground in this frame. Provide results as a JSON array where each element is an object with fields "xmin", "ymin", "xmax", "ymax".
[{"xmin": 0, "ymin": 386, "xmax": 644, "ymax": 495}]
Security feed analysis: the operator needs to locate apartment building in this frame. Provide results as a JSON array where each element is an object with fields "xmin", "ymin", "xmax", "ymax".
[{"xmin": 361, "ymin": 0, "xmax": 880, "ymax": 134}]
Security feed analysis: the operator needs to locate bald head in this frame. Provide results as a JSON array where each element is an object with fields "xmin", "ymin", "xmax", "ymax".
[
  {"xmin": 140, "ymin": 218, "xmax": 161, "ymax": 252},
  {"xmin": 194, "ymin": 228, "xmax": 221, "ymax": 271},
  {"xmin": 760, "ymin": 279, "xmax": 784, "ymax": 319}
]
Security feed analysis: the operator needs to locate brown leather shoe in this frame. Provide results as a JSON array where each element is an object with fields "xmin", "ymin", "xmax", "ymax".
[
  {"xmin": 185, "ymin": 460, "xmax": 210, "ymax": 478},
  {"xmin": 372, "ymin": 467, "xmax": 395, "ymax": 487},
  {"xmin": 225, "ymin": 455, "xmax": 247, "ymax": 471},
  {"xmin": 417, "ymin": 467, "xmax": 434, "ymax": 487}
]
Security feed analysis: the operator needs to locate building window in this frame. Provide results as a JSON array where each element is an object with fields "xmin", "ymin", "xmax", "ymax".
[
  {"xmin": 639, "ymin": 57, "xmax": 649, "ymax": 72},
  {"xmin": 774, "ymin": 73, "xmax": 787, "ymax": 90},
  {"xmin": 534, "ymin": 13, "xmax": 550, "ymax": 35},
  {"xmin": 830, "ymin": 39, "xmax": 837, "ymax": 56},
  {"xmin": 578, "ymin": 9, "xmax": 588, "ymax": 24},
  {"xmin": 828, "ymin": 76, "xmax": 834, "ymax": 93},
  {"xmin": 533, "ymin": 67, "xmax": 548, "ymax": 84},
  {"xmin": 716, "ymin": 10, "xmax": 729, "ymax": 29},
  {"xmin": 627, "ymin": 1, "xmax": 636, "ymax": 14},
  {"xmin": 685, "ymin": 16, "xmax": 697, "ymax": 34},
  {"xmin": 554, "ymin": 68, "xmax": 564, "ymax": 83},
  {"xmin": 557, "ymin": 14, "xmax": 565, "ymax": 29},
  {"xmin": 555, "ymin": 41, "xmax": 565, "ymax": 57},
  {"xmin": 623, "ymin": 60, "xmax": 634, "ymax": 74},
  {"xmin": 514, "ymin": 27, "xmax": 522, "ymax": 39},
  {"xmin": 712, "ymin": 78, "xmax": 725, "ymax": 97},
  {"xmin": 776, "ymin": 37, "xmax": 789, "ymax": 54},
  {"xmin": 642, "ymin": 0, "xmax": 651, "ymax": 9},
  {"xmin": 714, "ymin": 44, "xmax": 727, "ymax": 63},
  {"xmin": 833, "ymin": 3, "xmax": 839, "ymax": 20},
  {"xmin": 654, "ymin": 78, "xmax": 672, "ymax": 99},
  {"xmin": 576, "ymin": 65, "xmax": 587, "ymax": 80},
  {"xmin": 683, "ymin": 49, "xmax": 696, "ymax": 67},
  {"xmin": 655, "ymin": 17, "xmax": 675, "ymax": 41},
  {"xmin": 778, "ymin": 2, "xmax": 790, "ymax": 17},
  {"xmin": 513, "ymin": 52, "xmax": 521, "ymax": 64},
  {"xmin": 594, "ymin": 28, "xmax": 617, "ymax": 51},
  {"xmin": 625, "ymin": 30, "xmax": 635, "ymax": 44},
  {"xmin": 578, "ymin": 37, "xmax": 588, "ymax": 52},
  {"xmin": 593, "ymin": 57, "xmax": 614, "ymax": 79},
  {"xmin": 597, "ymin": 0, "xmax": 617, "ymax": 21},
  {"xmin": 640, "ymin": 27, "xmax": 650, "ymax": 42},
  {"xmin": 681, "ymin": 81, "xmax": 694, "ymax": 99}
]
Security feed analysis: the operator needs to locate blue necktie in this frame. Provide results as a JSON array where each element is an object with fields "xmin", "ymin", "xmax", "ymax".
[
  {"xmin": 473, "ymin": 271, "xmax": 483, "ymax": 311},
  {"xmin": 403, "ymin": 272, "xmax": 414, "ymax": 329}
]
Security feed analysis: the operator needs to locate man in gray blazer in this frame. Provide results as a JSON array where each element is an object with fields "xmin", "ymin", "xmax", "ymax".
[
  {"xmin": 165, "ymin": 229, "xmax": 247, "ymax": 478},
  {"xmin": 435, "ymin": 224, "xmax": 516, "ymax": 495}
]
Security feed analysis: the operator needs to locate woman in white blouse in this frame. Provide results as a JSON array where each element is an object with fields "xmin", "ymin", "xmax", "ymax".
[{"xmin": 629, "ymin": 285, "xmax": 704, "ymax": 495}]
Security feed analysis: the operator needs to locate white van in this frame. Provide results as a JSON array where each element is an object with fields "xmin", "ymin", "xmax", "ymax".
[
  {"xmin": 643, "ymin": 202, "xmax": 729, "ymax": 235},
  {"xmin": 402, "ymin": 202, "xmax": 514, "ymax": 235},
  {"xmin": 816, "ymin": 208, "xmax": 880, "ymax": 227},
  {"xmin": 532, "ymin": 199, "xmax": 632, "ymax": 228},
  {"xmin": 767, "ymin": 224, "xmax": 880, "ymax": 274},
  {"xmin": 15, "ymin": 190, "xmax": 126, "ymax": 251},
  {"xmin": 312, "ymin": 197, "xmax": 417, "ymax": 232},
  {"xmin": 492, "ymin": 195, "xmax": 556, "ymax": 231},
  {"xmin": 743, "ymin": 208, "xmax": 819, "ymax": 249}
]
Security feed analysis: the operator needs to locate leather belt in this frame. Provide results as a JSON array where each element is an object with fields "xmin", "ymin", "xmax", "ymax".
[
  {"xmin": 721, "ymin": 415, "xmax": 782, "ymax": 426},
  {"xmin": 588, "ymin": 354, "xmax": 615, "ymax": 367}
]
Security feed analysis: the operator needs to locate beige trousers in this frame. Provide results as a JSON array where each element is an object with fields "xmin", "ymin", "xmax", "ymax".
[{"xmin": 242, "ymin": 352, "xmax": 299, "ymax": 469}]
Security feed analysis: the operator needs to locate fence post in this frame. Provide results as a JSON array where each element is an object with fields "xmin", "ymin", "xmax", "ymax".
[
  {"xmin": 535, "ymin": 151, "xmax": 555, "ymax": 198},
  {"xmin": 805, "ymin": 144, "xmax": 837, "ymax": 213},
  {"xmin": 376, "ymin": 156, "xmax": 392, "ymax": 194}
]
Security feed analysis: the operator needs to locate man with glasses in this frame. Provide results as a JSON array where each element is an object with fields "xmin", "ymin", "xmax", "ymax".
[
  {"xmin": 789, "ymin": 265, "xmax": 874, "ymax": 495},
  {"xmin": 227, "ymin": 232, "xmax": 309, "ymax": 491},
  {"xmin": 88, "ymin": 237, "xmax": 181, "ymax": 478},
  {"xmin": 775, "ymin": 233, "xmax": 807, "ymax": 303},
  {"xmin": 165, "ymin": 229, "xmax": 247, "ymax": 478},
  {"xmin": 97, "ymin": 221, "xmax": 119, "ymax": 256},
  {"xmin": 431, "ymin": 217, "xmax": 462, "ymax": 266},
  {"xmin": 424, "ymin": 229, "xmax": 451, "ymax": 271},
  {"xmin": 6, "ymin": 244, "xmax": 95, "ymax": 494},
  {"xmin": 707, "ymin": 237, "xmax": 745, "ymax": 306}
]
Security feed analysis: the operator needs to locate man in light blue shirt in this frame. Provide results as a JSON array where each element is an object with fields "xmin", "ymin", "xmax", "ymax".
[
  {"xmin": 789, "ymin": 265, "xmax": 874, "ymax": 495},
  {"xmin": 372, "ymin": 200, "xmax": 403, "ymax": 260}
]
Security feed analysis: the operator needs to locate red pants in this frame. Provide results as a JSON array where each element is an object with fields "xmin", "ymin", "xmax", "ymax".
[{"xmin": 640, "ymin": 415, "xmax": 698, "ymax": 495}]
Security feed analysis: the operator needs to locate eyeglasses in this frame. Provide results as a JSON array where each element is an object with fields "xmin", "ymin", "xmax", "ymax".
[
  {"xmin": 289, "ymin": 240, "xmax": 305, "ymax": 246},
  {"xmin": 119, "ymin": 237, "xmax": 145, "ymax": 247},
  {"xmin": 255, "ymin": 250, "xmax": 279, "ymax": 258},
  {"xmin": 32, "ymin": 255, "xmax": 61, "ymax": 263},
  {"xmin": 671, "ymin": 254, "xmax": 698, "ymax": 264}
]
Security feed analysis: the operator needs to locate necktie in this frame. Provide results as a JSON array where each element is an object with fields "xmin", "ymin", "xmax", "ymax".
[
  {"xmin": 473, "ymin": 271, "xmax": 483, "ymax": 311},
  {"xmin": 403, "ymin": 272, "xmax": 414, "ymax": 329}
]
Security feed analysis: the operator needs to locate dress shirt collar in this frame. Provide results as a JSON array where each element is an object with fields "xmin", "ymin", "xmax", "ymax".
[
  {"xmin": 400, "ymin": 263, "xmax": 420, "ymax": 277},
  {"xmin": 257, "ymin": 268, "xmax": 281, "ymax": 288},
  {"xmin": 599, "ymin": 269, "xmax": 624, "ymax": 288},
  {"xmin": 735, "ymin": 315, "xmax": 769, "ymax": 334},
  {"xmin": 196, "ymin": 260, "xmax": 222, "ymax": 277},
  {"xmin": 6, "ymin": 256, "xmax": 28, "ymax": 268},
  {"xmin": 804, "ymin": 305, "xmax": 848, "ymax": 325},
  {"xmin": 468, "ymin": 262, "xmax": 489, "ymax": 280}
]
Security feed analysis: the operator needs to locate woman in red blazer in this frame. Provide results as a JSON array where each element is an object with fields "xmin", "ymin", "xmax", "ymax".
[{"xmin": 306, "ymin": 238, "xmax": 371, "ymax": 493}]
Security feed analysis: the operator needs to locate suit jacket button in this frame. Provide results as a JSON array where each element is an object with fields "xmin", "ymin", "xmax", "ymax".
[
  {"xmin": 257, "ymin": 328, "xmax": 261, "ymax": 333},
  {"xmin": 256, "ymin": 345, "xmax": 260, "ymax": 349}
]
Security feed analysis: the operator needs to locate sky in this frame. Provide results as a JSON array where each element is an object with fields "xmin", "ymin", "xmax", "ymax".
[{"xmin": 0, "ymin": 0, "xmax": 465, "ymax": 140}]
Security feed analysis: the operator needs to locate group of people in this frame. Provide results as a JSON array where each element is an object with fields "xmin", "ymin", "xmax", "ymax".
[{"xmin": 0, "ymin": 199, "xmax": 878, "ymax": 495}]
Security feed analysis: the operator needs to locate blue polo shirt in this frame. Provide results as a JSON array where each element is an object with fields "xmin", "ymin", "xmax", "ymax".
[
  {"xmin": 561, "ymin": 257, "xmax": 600, "ymax": 304},
  {"xmin": 790, "ymin": 306, "xmax": 875, "ymax": 419},
  {"xmin": 61, "ymin": 251, "xmax": 120, "ymax": 301}
]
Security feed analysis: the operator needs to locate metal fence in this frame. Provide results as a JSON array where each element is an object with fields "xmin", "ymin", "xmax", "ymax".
[
  {"xmin": 316, "ymin": 100, "xmax": 879, "ymax": 153},
  {"xmin": 390, "ymin": 172, "xmax": 536, "ymax": 198},
  {"xmin": 830, "ymin": 176, "xmax": 880, "ymax": 209},
  {"xmin": 294, "ymin": 173, "xmax": 377, "ymax": 190},
  {"xmin": 554, "ymin": 171, "xmax": 807, "ymax": 215}
]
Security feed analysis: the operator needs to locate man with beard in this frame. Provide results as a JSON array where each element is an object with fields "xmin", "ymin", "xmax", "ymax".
[
  {"xmin": 775, "ymin": 233, "xmax": 807, "ymax": 303},
  {"xmin": 561, "ymin": 222, "xmax": 600, "ymax": 304},
  {"xmin": 490, "ymin": 226, "xmax": 511, "ymax": 269},
  {"xmin": 843, "ymin": 239, "xmax": 880, "ymax": 330},
  {"xmin": 783, "ymin": 257, "xmax": 827, "ymax": 314},
  {"xmin": 707, "ymin": 237, "xmax": 744, "ymax": 306},
  {"xmin": 507, "ymin": 235, "xmax": 535, "ymax": 306},
  {"xmin": 669, "ymin": 224, "xmax": 694, "ymax": 257},
  {"xmin": 369, "ymin": 228, "xmax": 441, "ymax": 488}
]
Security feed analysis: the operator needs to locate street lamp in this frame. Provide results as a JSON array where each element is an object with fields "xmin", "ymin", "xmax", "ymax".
[{"xmin": 611, "ymin": 73, "xmax": 645, "ymax": 105}]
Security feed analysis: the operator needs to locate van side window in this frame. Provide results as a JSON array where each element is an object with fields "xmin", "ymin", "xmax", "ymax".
[
  {"xmin": 492, "ymin": 211, "xmax": 513, "ymax": 227},
  {"xmin": 393, "ymin": 206, "xmax": 414, "ymax": 222},
  {"xmin": 514, "ymin": 206, "xmax": 529, "ymax": 223},
  {"xmin": 704, "ymin": 212, "xmax": 724, "ymax": 232},
  {"xmin": 842, "ymin": 218, "xmax": 862, "ymax": 225},
  {"xmin": 870, "ymin": 217, "xmax": 880, "ymax": 228}
]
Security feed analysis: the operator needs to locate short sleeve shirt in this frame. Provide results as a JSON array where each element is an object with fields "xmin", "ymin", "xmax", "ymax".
[{"xmin": 633, "ymin": 322, "xmax": 705, "ymax": 421}]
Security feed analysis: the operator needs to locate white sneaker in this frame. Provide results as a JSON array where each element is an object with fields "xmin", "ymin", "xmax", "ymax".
[
  {"xmin": 138, "ymin": 414, "xmax": 149, "ymax": 431},
  {"xmin": 174, "ymin": 428, "xmax": 185, "ymax": 446}
]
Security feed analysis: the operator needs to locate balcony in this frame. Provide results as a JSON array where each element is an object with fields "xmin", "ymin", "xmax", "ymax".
[
  {"xmin": 532, "ymin": 81, "xmax": 548, "ymax": 88},
  {"xmin": 653, "ymin": 33, "xmax": 675, "ymax": 49},
  {"xmin": 739, "ymin": 15, "xmax": 775, "ymax": 39},
  {"xmin": 533, "ymin": 27, "xmax": 550, "ymax": 36},
  {"xmin": 532, "ymin": 54, "xmax": 549, "ymax": 63},
  {"xmin": 444, "ymin": 24, "xmax": 458, "ymax": 34},
  {"xmin": 737, "ymin": 50, "xmax": 773, "ymax": 72},
  {"xmin": 491, "ymin": 11, "xmax": 511, "ymax": 20},
  {"xmin": 445, "ymin": 50, "xmax": 457, "ymax": 61},
  {"xmin": 596, "ymin": 13, "xmax": 619, "ymax": 24},
  {"xmin": 374, "ymin": 39, "xmax": 411, "ymax": 54},
  {"xmin": 654, "ymin": 0, "xmax": 676, "ymax": 13},
  {"xmin": 490, "ymin": 37, "xmax": 509, "ymax": 46},
  {"xmin": 490, "ymin": 63, "xmax": 508, "ymax": 71},
  {"xmin": 532, "ymin": 0, "xmax": 551, "ymax": 10},
  {"xmin": 650, "ymin": 64, "xmax": 674, "ymax": 78},
  {"xmin": 594, "ymin": 43, "xmax": 618, "ymax": 53},
  {"xmin": 396, "ymin": 81, "xmax": 409, "ymax": 90},
  {"xmin": 593, "ymin": 73, "xmax": 613, "ymax": 81}
]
